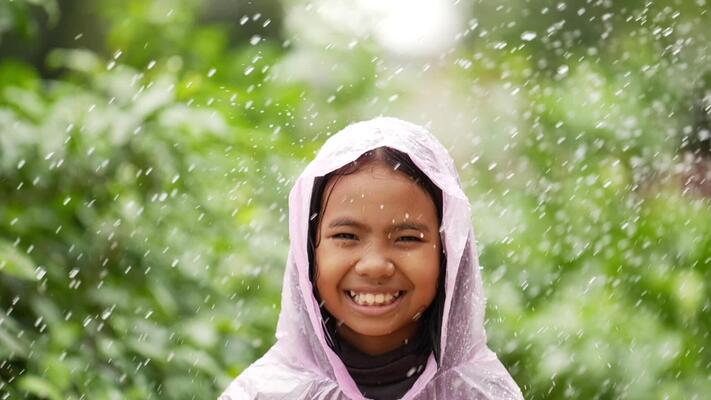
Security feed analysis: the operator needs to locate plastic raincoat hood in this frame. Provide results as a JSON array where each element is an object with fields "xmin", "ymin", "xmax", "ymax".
[{"xmin": 220, "ymin": 117, "xmax": 523, "ymax": 400}]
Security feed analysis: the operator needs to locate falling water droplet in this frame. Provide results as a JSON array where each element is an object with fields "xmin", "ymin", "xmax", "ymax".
[{"xmin": 520, "ymin": 31, "xmax": 537, "ymax": 41}]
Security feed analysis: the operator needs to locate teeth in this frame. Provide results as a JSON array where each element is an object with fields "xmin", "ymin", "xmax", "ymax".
[{"xmin": 348, "ymin": 291, "xmax": 401, "ymax": 306}]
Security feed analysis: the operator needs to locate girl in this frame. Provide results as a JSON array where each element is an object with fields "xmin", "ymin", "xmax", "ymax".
[{"xmin": 220, "ymin": 117, "xmax": 523, "ymax": 399}]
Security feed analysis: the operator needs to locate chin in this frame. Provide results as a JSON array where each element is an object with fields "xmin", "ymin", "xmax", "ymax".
[
  {"xmin": 351, "ymin": 321, "xmax": 409, "ymax": 338},
  {"xmin": 341, "ymin": 321, "xmax": 394, "ymax": 337},
  {"xmin": 356, "ymin": 328, "xmax": 395, "ymax": 337}
]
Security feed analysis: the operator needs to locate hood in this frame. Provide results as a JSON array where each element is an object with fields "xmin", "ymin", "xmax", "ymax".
[{"xmin": 274, "ymin": 117, "xmax": 517, "ymax": 400}]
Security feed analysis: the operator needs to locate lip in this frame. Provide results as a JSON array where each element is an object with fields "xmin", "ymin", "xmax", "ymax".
[{"xmin": 342, "ymin": 290, "xmax": 406, "ymax": 316}]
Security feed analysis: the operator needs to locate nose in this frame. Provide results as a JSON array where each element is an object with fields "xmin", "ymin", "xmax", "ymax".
[{"xmin": 354, "ymin": 248, "xmax": 395, "ymax": 279}]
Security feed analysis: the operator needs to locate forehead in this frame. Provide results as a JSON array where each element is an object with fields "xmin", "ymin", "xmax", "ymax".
[{"xmin": 321, "ymin": 162, "xmax": 436, "ymax": 219}]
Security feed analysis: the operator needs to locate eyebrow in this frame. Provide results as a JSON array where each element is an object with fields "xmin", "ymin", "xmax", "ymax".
[
  {"xmin": 327, "ymin": 218, "xmax": 369, "ymax": 230},
  {"xmin": 326, "ymin": 217, "xmax": 430, "ymax": 233},
  {"xmin": 392, "ymin": 222, "xmax": 430, "ymax": 233}
]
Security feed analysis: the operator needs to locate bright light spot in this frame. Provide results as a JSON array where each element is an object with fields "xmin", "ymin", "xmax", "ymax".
[
  {"xmin": 308, "ymin": 0, "xmax": 461, "ymax": 57},
  {"xmin": 520, "ymin": 31, "xmax": 537, "ymax": 41},
  {"xmin": 366, "ymin": 0, "xmax": 460, "ymax": 56}
]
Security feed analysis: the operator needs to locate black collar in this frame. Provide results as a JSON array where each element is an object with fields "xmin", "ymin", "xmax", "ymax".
[{"xmin": 335, "ymin": 333, "xmax": 431, "ymax": 399}]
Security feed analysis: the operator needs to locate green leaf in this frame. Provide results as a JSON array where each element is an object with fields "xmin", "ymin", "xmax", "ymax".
[
  {"xmin": 0, "ymin": 314, "xmax": 30, "ymax": 358},
  {"xmin": 25, "ymin": 0, "xmax": 60, "ymax": 25},
  {"xmin": 0, "ymin": 240, "xmax": 37, "ymax": 280},
  {"xmin": 18, "ymin": 375, "xmax": 63, "ymax": 400},
  {"xmin": 0, "ymin": 60, "xmax": 40, "ymax": 91}
]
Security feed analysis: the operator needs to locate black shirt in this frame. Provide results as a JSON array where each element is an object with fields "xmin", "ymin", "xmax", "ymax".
[{"xmin": 335, "ymin": 333, "xmax": 432, "ymax": 400}]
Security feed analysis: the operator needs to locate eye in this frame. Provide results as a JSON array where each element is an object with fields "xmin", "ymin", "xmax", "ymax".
[
  {"xmin": 397, "ymin": 235, "xmax": 423, "ymax": 242},
  {"xmin": 332, "ymin": 232, "xmax": 358, "ymax": 240}
]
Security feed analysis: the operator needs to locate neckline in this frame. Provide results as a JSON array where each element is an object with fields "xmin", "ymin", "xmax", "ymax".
[{"xmin": 335, "ymin": 331, "xmax": 431, "ymax": 386}]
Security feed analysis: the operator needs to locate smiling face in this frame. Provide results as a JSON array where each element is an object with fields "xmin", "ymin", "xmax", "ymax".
[{"xmin": 315, "ymin": 161, "xmax": 441, "ymax": 355}]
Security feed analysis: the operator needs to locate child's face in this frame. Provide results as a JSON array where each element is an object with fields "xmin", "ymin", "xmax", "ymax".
[{"xmin": 315, "ymin": 161, "xmax": 441, "ymax": 355}]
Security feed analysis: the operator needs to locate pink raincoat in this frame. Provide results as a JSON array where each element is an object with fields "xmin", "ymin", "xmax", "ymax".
[{"xmin": 220, "ymin": 117, "xmax": 523, "ymax": 400}]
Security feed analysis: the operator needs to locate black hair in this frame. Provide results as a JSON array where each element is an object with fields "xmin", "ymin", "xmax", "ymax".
[{"xmin": 306, "ymin": 146, "xmax": 446, "ymax": 364}]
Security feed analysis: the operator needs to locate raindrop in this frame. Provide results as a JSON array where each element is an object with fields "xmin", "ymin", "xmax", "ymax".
[
  {"xmin": 520, "ymin": 31, "xmax": 537, "ymax": 41},
  {"xmin": 250, "ymin": 35, "xmax": 262, "ymax": 45},
  {"xmin": 101, "ymin": 307, "xmax": 113, "ymax": 320},
  {"xmin": 455, "ymin": 58, "xmax": 472, "ymax": 69},
  {"xmin": 207, "ymin": 68, "xmax": 217, "ymax": 78}
]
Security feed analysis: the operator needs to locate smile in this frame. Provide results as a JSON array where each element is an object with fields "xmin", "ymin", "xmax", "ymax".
[{"xmin": 345, "ymin": 290, "xmax": 403, "ymax": 306}]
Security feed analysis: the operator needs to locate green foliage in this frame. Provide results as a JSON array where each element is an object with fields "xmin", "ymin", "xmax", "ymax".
[
  {"xmin": 0, "ymin": 0, "xmax": 59, "ymax": 42},
  {"xmin": 0, "ymin": 2, "xmax": 313, "ymax": 396},
  {"xmin": 1, "ymin": 0, "xmax": 710, "ymax": 399}
]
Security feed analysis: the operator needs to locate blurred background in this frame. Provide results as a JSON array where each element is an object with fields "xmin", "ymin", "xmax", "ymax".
[{"xmin": 0, "ymin": 0, "xmax": 710, "ymax": 398}]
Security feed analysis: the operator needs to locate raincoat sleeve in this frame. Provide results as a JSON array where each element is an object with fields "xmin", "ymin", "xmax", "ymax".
[{"xmin": 218, "ymin": 345, "xmax": 347, "ymax": 400}]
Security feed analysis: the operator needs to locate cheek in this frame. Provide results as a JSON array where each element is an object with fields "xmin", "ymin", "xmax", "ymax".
[
  {"xmin": 314, "ymin": 245, "xmax": 348, "ymax": 293},
  {"xmin": 314, "ymin": 248, "xmax": 326, "ymax": 293},
  {"xmin": 315, "ymin": 275, "xmax": 329, "ymax": 299},
  {"xmin": 408, "ymin": 249, "xmax": 441, "ymax": 297},
  {"xmin": 314, "ymin": 252, "xmax": 330, "ymax": 293}
]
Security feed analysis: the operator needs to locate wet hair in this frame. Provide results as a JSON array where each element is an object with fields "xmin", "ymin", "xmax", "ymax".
[{"xmin": 306, "ymin": 146, "xmax": 446, "ymax": 364}]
